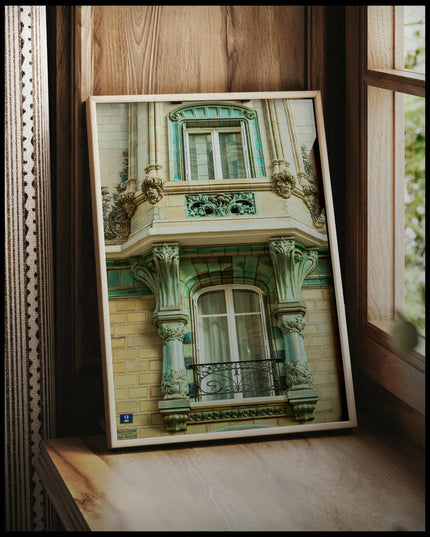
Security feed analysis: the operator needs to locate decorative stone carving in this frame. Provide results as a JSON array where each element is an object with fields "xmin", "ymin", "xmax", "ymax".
[
  {"xmin": 271, "ymin": 159, "xmax": 296, "ymax": 199},
  {"xmin": 299, "ymin": 144, "xmax": 326, "ymax": 230},
  {"xmin": 185, "ymin": 192, "xmax": 257, "ymax": 218},
  {"xmin": 188, "ymin": 404, "xmax": 287, "ymax": 423},
  {"xmin": 102, "ymin": 152, "xmax": 136, "ymax": 242},
  {"xmin": 116, "ymin": 189, "xmax": 137, "ymax": 219},
  {"xmin": 142, "ymin": 165, "xmax": 165, "ymax": 205},
  {"xmin": 269, "ymin": 237, "xmax": 319, "ymax": 307},
  {"xmin": 283, "ymin": 360, "xmax": 313, "ymax": 389},
  {"xmin": 277, "ymin": 313, "xmax": 306, "ymax": 337},
  {"xmin": 159, "ymin": 399, "xmax": 190, "ymax": 432}
]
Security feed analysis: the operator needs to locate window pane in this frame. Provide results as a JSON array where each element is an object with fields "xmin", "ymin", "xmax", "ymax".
[
  {"xmin": 235, "ymin": 314, "xmax": 266, "ymax": 361},
  {"xmin": 219, "ymin": 132, "xmax": 246, "ymax": 179},
  {"xmin": 197, "ymin": 290, "xmax": 226, "ymax": 315},
  {"xmin": 233, "ymin": 289, "xmax": 260, "ymax": 313},
  {"xmin": 199, "ymin": 316, "xmax": 231, "ymax": 363},
  {"xmin": 404, "ymin": 6, "xmax": 425, "ymax": 74},
  {"xmin": 189, "ymin": 133, "xmax": 215, "ymax": 180},
  {"xmin": 404, "ymin": 93, "xmax": 425, "ymax": 331}
]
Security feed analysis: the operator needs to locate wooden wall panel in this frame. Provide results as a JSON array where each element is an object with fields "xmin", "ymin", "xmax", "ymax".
[{"xmin": 87, "ymin": 5, "xmax": 306, "ymax": 97}]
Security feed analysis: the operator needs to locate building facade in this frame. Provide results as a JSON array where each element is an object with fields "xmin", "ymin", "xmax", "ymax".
[{"xmin": 96, "ymin": 96, "xmax": 344, "ymax": 441}]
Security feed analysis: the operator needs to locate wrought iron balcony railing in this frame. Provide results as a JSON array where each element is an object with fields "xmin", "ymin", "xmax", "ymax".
[{"xmin": 187, "ymin": 358, "xmax": 283, "ymax": 401}]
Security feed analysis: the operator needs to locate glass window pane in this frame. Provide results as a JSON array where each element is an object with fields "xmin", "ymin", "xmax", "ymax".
[
  {"xmin": 232, "ymin": 289, "xmax": 260, "ymax": 313},
  {"xmin": 199, "ymin": 316, "xmax": 231, "ymax": 363},
  {"xmin": 197, "ymin": 290, "xmax": 226, "ymax": 315},
  {"xmin": 404, "ymin": 6, "xmax": 425, "ymax": 74},
  {"xmin": 235, "ymin": 314, "xmax": 266, "ymax": 361},
  {"xmin": 404, "ymin": 93, "xmax": 425, "ymax": 331},
  {"xmin": 219, "ymin": 132, "xmax": 246, "ymax": 179},
  {"xmin": 189, "ymin": 133, "xmax": 215, "ymax": 180}
]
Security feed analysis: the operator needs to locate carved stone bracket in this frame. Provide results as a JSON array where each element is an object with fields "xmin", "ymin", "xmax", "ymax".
[
  {"xmin": 116, "ymin": 189, "xmax": 137, "ymax": 219},
  {"xmin": 271, "ymin": 159, "xmax": 296, "ymax": 199},
  {"xmin": 298, "ymin": 172, "xmax": 326, "ymax": 230},
  {"xmin": 142, "ymin": 165, "xmax": 166, "ymax": 205},
  {"xmin": 287, "ymin": 387, "xmax": 319, "ymax": 422}
]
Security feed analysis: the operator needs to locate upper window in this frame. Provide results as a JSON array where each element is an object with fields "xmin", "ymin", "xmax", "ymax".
[
  {"xmin": 191, "ymin": 285, "xmax": 279, "ymax": 401},
  {"xmin": 184, "ymin": 125, "xmax": 251, "ymax": 180},
  {"xmin": 168, "ymin": 102, "xmax": 265, "ymax": 181}
]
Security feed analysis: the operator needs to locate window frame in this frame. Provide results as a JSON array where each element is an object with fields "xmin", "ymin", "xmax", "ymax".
[
  {"xmin": 345, "ymin": 5, "xmax": 425, "ymax": 415},
  {"xmin": 192, "ymin": 284, "xmax": 274, "ymax": 401},
  {"xmin": 183, "ymin": 124, "xmax": 252, "ymax": 181}
]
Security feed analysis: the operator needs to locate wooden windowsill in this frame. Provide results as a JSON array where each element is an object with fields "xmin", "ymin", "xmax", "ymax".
[{"xmin": 34, "ymin": 429, "xmax": 424, "ymax": 532}]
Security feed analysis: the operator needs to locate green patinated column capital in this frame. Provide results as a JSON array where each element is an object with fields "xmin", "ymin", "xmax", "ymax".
[{"xmin": 269, "ymin": 236, "xmax": 319, "ymax": 307}]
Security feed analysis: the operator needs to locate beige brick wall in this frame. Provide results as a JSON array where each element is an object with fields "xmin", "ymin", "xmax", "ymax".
[{"xmin": 109, "ymin": 295, "xmax": 165, "ymax": 439}]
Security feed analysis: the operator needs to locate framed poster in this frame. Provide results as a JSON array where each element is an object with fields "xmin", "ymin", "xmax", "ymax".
[{"xmin": 86, "ymin": 91, "xmax": 357, "ymax": 448}]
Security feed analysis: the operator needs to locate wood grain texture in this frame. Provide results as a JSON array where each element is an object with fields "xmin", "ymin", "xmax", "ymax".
[
  {"xmin": 88, "ymin": 5, "xmax": 306, "ymax": 96},
  {"xmin": 36, "ymin": 431, "xmax": 425, "ymax": 532}
]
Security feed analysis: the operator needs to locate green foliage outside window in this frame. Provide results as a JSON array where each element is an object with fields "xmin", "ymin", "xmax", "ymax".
[{"xmin": 403, "ymin": 7, "xmax": 425, "ymax": 332}]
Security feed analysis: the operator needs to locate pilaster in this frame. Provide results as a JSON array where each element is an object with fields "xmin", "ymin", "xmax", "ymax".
[
  {"xmin": 131, "ymin": 243, "xmax": 190, "ymax": 431},
  {"xmin": 269, "ymin": 236, "xmax": 319, "ymax": 421}
]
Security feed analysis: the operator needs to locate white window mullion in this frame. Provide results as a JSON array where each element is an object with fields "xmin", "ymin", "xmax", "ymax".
[
  {"xmin": 211, "ymin": 131, "xmax": 223, "ymax": 179},
  {"xmin": 225, "ymin": 287, "xmax": 243, "ymax": 399},
  {"xmin": 241, "ymin": 120, "xmax": 252, "ymax": 178},
  {"xmin": 183, "ymin": 123, "xmax": 191, "ymax": 181}
]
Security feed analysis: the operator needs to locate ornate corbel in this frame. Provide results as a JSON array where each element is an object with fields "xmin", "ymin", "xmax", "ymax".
[
  {"xmin": 142, "ymin": 164, "xmax": 166, "ymax": 205},
  {"xmin": 272, "ymin": 159, "xmax": 296, "ymax": 199}
]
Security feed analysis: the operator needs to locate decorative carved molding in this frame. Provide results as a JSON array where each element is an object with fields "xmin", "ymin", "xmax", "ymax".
[
  {"xmin": 185, "ymin": 192, "xmax": 257, "ymax": 218},
  {"xmin": 169, "ymin": 102, "xmax": 257, "ymax": 123},
  {"xmin": 269, "ymin": 237, "xmax": 319, "ymax": 305},
  {"xmin": 277, "ymin": 314, "xmax": 306, "ymax": 337},
  {"xmin": 157, "ymin": 321, "xmax": 187, "ymax": 343},
  {"xmin": 116, "ymin": 190, "xmax": 137, "ymax": 219},
  {"xmin": 287, "ymin": 388, "xmax": 319, "ymax": 422},
  {"xmin": 159, "ymin": 399, "xmax": 190, "ymax": 432},
  {"xmin": 284, "ymin": 361, "xmax": 313, "ymax": 389},
  {"xmin": 271, "ymin": 159, "xmax": 296, "ymax": 199},
  {"xmin": 188, "ymin": 404, "xmax": 287, "ymax": 423},
  {"xmin": 102, "ymin": 152, "xmax": 136, "ymax": 242},
  {"xmin": 131, "ymin": 243, "xmax": 181, "ymax": 311},
  {"xmin": 160, "ymin": 369, "xmax": 189, "ymax": 399},
  {"xmin": 142, "ymin": 165, "xmax": 165, "ymax": 205}
]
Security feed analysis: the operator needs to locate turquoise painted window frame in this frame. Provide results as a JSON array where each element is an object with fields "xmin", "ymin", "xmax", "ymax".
[{"xmin": 168, "ymin": 102, "xmax": 266, "ymax": 181}]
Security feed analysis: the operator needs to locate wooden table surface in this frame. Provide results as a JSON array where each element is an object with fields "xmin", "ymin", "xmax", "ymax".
[{"xmin": 35, "ymin": 429, "xmax": 425, "ymax": 532}]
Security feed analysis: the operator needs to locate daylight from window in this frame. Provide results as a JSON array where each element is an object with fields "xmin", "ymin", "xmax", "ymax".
[{"xmin": 403, "ymin": 6, "xmax": 425, "ymax": 332}]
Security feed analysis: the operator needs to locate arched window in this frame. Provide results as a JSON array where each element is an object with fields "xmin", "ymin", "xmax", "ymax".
[
  {"xmin": 168, "ymin": 102, "xmax": 266, "ymax": 181},
  {"xmin": 191, "ymin": 285, "xmax": 279, "ymax": 401}
]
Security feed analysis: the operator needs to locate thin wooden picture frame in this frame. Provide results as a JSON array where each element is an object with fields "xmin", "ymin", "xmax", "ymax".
[{"xmin": 86, "ymin": 91, "xmax": 357, "ymax": 448}]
